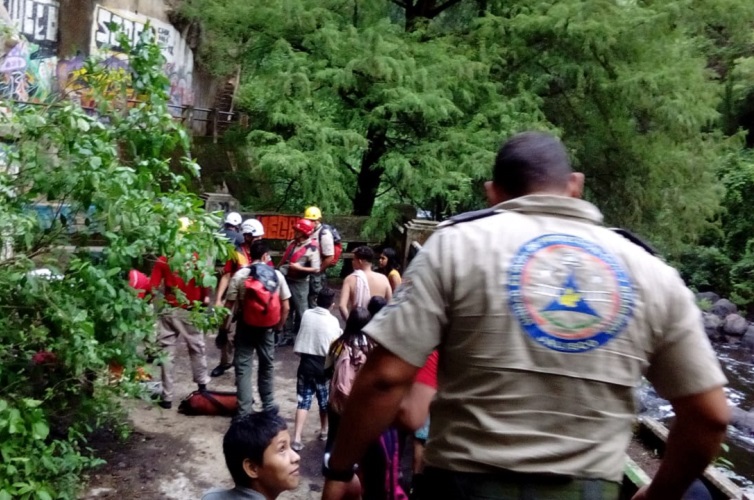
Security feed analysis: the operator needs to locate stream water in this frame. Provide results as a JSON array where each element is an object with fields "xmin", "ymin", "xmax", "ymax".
[{"xmin": 637, "ymin": 343, "xmax": 754, "ymax": 495}]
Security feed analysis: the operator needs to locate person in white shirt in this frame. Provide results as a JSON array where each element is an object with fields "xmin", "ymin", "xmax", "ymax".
[{"xmin": 291, "ymin": 288, "xmax": 342, "ymax": 451}]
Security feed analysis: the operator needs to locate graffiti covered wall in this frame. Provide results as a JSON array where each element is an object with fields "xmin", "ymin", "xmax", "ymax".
[
  {"xmin": 1, "ymin": 1, "xmax": 196, "ymax": 108},
  {"xmin": 1, "ymin": 0, "xmax": 59, "ymax": 101},
  {"xmin": 89, "ymin": 5, "xmax": 194, "ymax": 108}
]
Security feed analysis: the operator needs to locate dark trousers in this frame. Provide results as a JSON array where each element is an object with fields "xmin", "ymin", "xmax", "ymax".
[
  {"xmin": 419, "ymin": 467, "xmax": 620, "ymax": 500},
  {"xmin": 234, "ymin": 323, "xmax": 275, "ymax": 416}
]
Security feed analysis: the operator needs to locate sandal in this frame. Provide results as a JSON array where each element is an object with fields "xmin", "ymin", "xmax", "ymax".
[{"xmin": 291, "ymin": 441, "xmax": 304, "ymax": 452}]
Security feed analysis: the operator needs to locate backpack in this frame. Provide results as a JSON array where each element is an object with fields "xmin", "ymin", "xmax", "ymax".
[
  {"xmin": 178, "ymin": 389, "xmax": 237, "ymax": 417},
  {"xmin": 241, "ymin": 263, "xmax": 281, "ymax": 328},
  {"xmin": 329, "ymin": 343, "xmax": 366, "ymax": 414},
  {"xmin": 320, "ymin": 224, "xmax": 343, "ymax": 265}
]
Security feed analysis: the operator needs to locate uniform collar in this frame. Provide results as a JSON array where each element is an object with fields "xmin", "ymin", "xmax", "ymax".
[{"xmin": 495, "ymin": 195, "xmax": 603, "ymax": 225}]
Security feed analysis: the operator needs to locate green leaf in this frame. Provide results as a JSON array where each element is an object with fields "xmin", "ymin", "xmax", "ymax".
[{"xmin": 31, "ymin": 422, "xmax": 49, "ymax": 440}]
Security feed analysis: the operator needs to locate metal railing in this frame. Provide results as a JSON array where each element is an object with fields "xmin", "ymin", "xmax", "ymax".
[{"xmin": 4, "ymin": 99, "xmax": 244, "ymax": 139}]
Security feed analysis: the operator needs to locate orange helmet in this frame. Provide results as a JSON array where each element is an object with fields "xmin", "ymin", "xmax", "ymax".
[{"xmin": 293, "ymin": 218, "xmax": 316, "ymax": 236}]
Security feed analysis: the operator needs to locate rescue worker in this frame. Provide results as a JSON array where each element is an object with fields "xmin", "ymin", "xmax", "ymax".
[
  {"xmin": 221, "ymin": 212, "xmax": 244, "ymax": 247},
  {"xmin": 322, "ymin": 132, "xmax": 730, "ymax": 500},
  {"xmin": 149, "ymin": 217, "xmax": 212, "ymax": 410},
  {"xmin": 211, "ymin": 218, "xmax": 265, "ymax": 377},
  {"xmin": 303, "ymin": 206, "xmax": 336, "ymax": 309},
  {"xmin": 223, "ymin": 240, "xmax": 291, "ymax": 415},
  {"xmin": 278, "ymin": 218, "xmax": 320, "ymax": 346}
]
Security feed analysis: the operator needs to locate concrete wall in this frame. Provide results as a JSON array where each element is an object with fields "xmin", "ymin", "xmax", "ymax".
[{"xmin": 1, "ymin": 0, "xmax": 217, "ymax": 116}]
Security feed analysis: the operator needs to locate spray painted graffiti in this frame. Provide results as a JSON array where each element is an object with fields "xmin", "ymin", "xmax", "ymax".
[
  {"xmin": 90, "ymin": 5, "xmax": 194, "ymax": 109},
  {"xmin": 57, "ymin": 54, "xmax": 131, "ymax": 109},
  {"xmin": 0, "ymin": 40, "xmax": 56, "ymax": 101},
  {"xmin": 3, "ymin": 0, "xmax": 58, "ymax": 56},
  {"xmin": 1, "ymin": 0, "xmax": 59, "ymax": 101}
]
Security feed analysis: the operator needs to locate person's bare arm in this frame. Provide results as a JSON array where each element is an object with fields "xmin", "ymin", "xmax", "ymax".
[
  {"xmin": 221, "ymin": 300, "xmax": 236, "ymax": 330},
  {"xmin": 395, "ymin": 382, "xmax": 436, "ymax": 432},
  {"xmin": 339, "ymin": 276, "xmax": 352, "ymax": 320},
  {"xmin": 633, "ymin": 386, "xmax": 730, "ymax": 500},
  {"xmin": 320, "ymin": 255, "xmax": 334, "ymax": 272},
  {"xmin": 388, "ymin": 272, "xmax": 402, "ymax": 292},
  {"xmin": 384, "ymin": 279, "xmax": 392, "ymax": 301},
  {"xmin": 327, "ymin": 346, "xmax": 418, "ymax": 473},
  {"xmin": 214, "ymin": 272, "xmax": 232, "ymax": 306}
]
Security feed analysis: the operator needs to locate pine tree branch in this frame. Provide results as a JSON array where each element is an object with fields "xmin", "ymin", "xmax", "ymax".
[
  {"xmin": 429, "ymin": 0, "xmax": 464, "ymax": 17},
  {"xmin": 342, "ymin": 159, "xmax": 359, "ymax": 176},
  {"xmin": 376, "ymin": 184, "xmax": 395, "ymax": 198}
]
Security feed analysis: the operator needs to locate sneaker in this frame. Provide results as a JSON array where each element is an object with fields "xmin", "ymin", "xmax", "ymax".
[
  {"xmin": 210, "ymin": 364, "xmax": 232, "ymax": 377},
  {"xmin": 291, "ymin": 441, "xmax": 304, "ymax": 452},
  {"xmin": 158, "ymin": 400, "xmax": 172, "ymax": 409}
]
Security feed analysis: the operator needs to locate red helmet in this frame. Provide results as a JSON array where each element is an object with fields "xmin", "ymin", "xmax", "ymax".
[{"xmin": 293, "ymin": 218, "xmax": 316, "ymax": 236}]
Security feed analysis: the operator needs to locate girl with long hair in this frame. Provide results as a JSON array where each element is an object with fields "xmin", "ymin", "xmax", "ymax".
[{"xmin": 378, "ymin": 247, "xmax": 402, "ymax": 291}]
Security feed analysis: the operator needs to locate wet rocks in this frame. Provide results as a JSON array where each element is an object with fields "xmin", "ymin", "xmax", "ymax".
[
  {"xmin": 722, "ymin": 313, "xmax": 749, "ymax": 337},
  {"xmin": 742, "ymin": 326, "xmax": 754, "ymax": 350},
  {"xmin": 710, "ymin": 298, "xmax": 737, "ymax": 319}
]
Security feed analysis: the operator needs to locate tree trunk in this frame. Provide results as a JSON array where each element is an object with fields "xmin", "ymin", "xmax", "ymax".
[{"xmin": 352, "ymin": 127, "xmax": 387, "ymax": 216}]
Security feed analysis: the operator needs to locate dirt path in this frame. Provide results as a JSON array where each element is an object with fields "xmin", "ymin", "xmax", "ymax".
[{"xmin": 83, "ymin": 337, "xmax": 329, "ymax": 499}]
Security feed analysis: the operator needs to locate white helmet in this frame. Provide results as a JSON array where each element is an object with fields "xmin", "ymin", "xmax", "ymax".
[
  {"xmin": 224, "ymin": 212, "xmax": 242, "ymax": 227},
  {"xmin": 240, "ymin": 218, "xmax": 264, "ymax": 237}
]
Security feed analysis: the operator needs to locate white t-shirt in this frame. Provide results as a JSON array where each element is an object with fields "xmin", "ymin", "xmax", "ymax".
[{"xmin": 294, "ymin": 307, "xmax": 342, "ymax": 356}]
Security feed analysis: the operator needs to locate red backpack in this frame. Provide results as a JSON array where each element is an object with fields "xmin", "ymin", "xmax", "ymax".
[{"xmin": 242, "ymin": 263, "xmax": 281, "ymax": 328}]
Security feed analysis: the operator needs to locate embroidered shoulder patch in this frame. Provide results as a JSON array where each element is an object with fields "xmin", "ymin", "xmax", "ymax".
[{"xmin": 508, "ymin": 234, "xmax": 634, "ymax": 353}]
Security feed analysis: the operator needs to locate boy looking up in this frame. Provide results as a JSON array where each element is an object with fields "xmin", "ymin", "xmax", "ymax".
[{"xmin": 202, "ymin": 410, "xmax": 301, "ymax": 500}]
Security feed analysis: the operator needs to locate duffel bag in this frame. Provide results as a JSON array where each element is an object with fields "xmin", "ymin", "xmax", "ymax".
[{"xmin": 178, "ymin": 389, "xmax": 238, "ymax": 417}]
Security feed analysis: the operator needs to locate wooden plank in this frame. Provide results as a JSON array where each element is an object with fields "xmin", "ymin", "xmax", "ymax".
[
  {"xmin": 640, "ymin": 417, "xmax": 742, "ymax": 499},
  {"xmin": 624, "ymin": 456, "xmax": 651, "ymax": 488}
]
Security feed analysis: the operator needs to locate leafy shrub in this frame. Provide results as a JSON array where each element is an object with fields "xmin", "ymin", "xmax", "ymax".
[
  {"xmin": 673, "ymin": 245, "xmax": 733, "ymax": 297},
  {"xmin": 0, "ymin": 29, "xmax": 228, "ymax": 498}
]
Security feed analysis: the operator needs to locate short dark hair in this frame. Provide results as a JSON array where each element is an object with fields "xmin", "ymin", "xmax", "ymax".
[
  {"xmin": 493, "ymin": 131, "xmax": 572, "ymax": 198},
  {"xmin": 223, "ymin": 410, "xmax": 287, "ymax": 487},
  {"xmin": 249, "ymin": 240, "xmax": 269, "ymax": 261},
  {"xmin": 367, "ymin": 296, "xmax": 387, "ymax": 316},
  {"xmin": 316, "ymin": 288, "xmax": 336, "ymax": 309},
  {"xmin": 353, "ymin": 246, "xmax": 374, "ymax": 262}
]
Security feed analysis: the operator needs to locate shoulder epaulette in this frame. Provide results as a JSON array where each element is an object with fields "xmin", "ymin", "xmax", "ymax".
[
  {"xmin": 610, "ymin": 228, "xmax": 658, "ymax": 256},
  {"xmin": 438, "ymin": 207, "xmax": 500, "ymax": 228}
]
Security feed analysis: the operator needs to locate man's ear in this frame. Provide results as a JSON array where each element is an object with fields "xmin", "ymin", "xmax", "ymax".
[
  {"xmin": 243, "ymin": 458, "xmax": 260, "ymax": 479},
  {"xmin": 566, "ymin": 172, "xmax": 585, "ymax": 199},
  {"xmin": 485, "ymin": 180, "xmax": 506, "ymax": 206}
]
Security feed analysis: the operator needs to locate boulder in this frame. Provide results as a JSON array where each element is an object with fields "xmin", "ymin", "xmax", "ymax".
[
  {"xmin": 702, "ymin": 313, "xmax": 722, "ymax": 340},
  {"xmin": 742, "ymin": 326, "xmax": 754, "ymax": 350},
  {"xmin": 730, "ymin": 407, "xmax": 754, "ymax": 436},
  {"xmin": 722, "ymin": 313, "xmax": 749, "ymax": 337},
  {"xmin": 696, "ymin": 291, "xmax": 720, "ymax": 306},
  {"xmin": 710, "ymin": 298, "xmax": 737, "ymax": 319}
]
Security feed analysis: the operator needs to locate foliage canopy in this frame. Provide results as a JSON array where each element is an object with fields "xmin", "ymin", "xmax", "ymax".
[
  {"xmin": 183, "ymin": 0, "xmax": 754, "ymax": 251},
  {"xmin": 0, "ymin": 30, "xmax": 228, "ymax": 498}
]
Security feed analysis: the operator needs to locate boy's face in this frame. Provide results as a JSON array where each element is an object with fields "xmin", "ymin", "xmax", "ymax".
[{"xmin": 249, "ymin": 430, "xmax": 300, "ymax": 496}]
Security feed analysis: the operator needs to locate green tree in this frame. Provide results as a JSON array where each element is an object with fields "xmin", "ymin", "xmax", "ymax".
[
  {"xmin": 0, "ymin": 30, "xmax": 228, "ymax": 498},
  {"xmin": 184, "ymin": 0, "xmax": 748, "ymax": 248}
]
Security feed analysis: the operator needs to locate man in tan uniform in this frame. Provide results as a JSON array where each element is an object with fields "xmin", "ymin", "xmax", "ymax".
[{"xmin": 322, "ymin": 132, "xmax": 730, "ymax": 500}]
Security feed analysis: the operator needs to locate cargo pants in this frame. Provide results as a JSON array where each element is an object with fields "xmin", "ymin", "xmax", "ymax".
[
  {"xmin": 157, "ymin": 308, "xmax": 210, "ymax": 403},
  {"xmin": 234, "ymin": 322, "xmax": 276, "ymax": 416}
]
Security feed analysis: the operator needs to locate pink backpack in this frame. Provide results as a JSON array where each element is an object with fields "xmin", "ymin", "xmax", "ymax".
[{"xmin": 329, "ymin": 344, "xmax": 366, "ymax": 414}]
